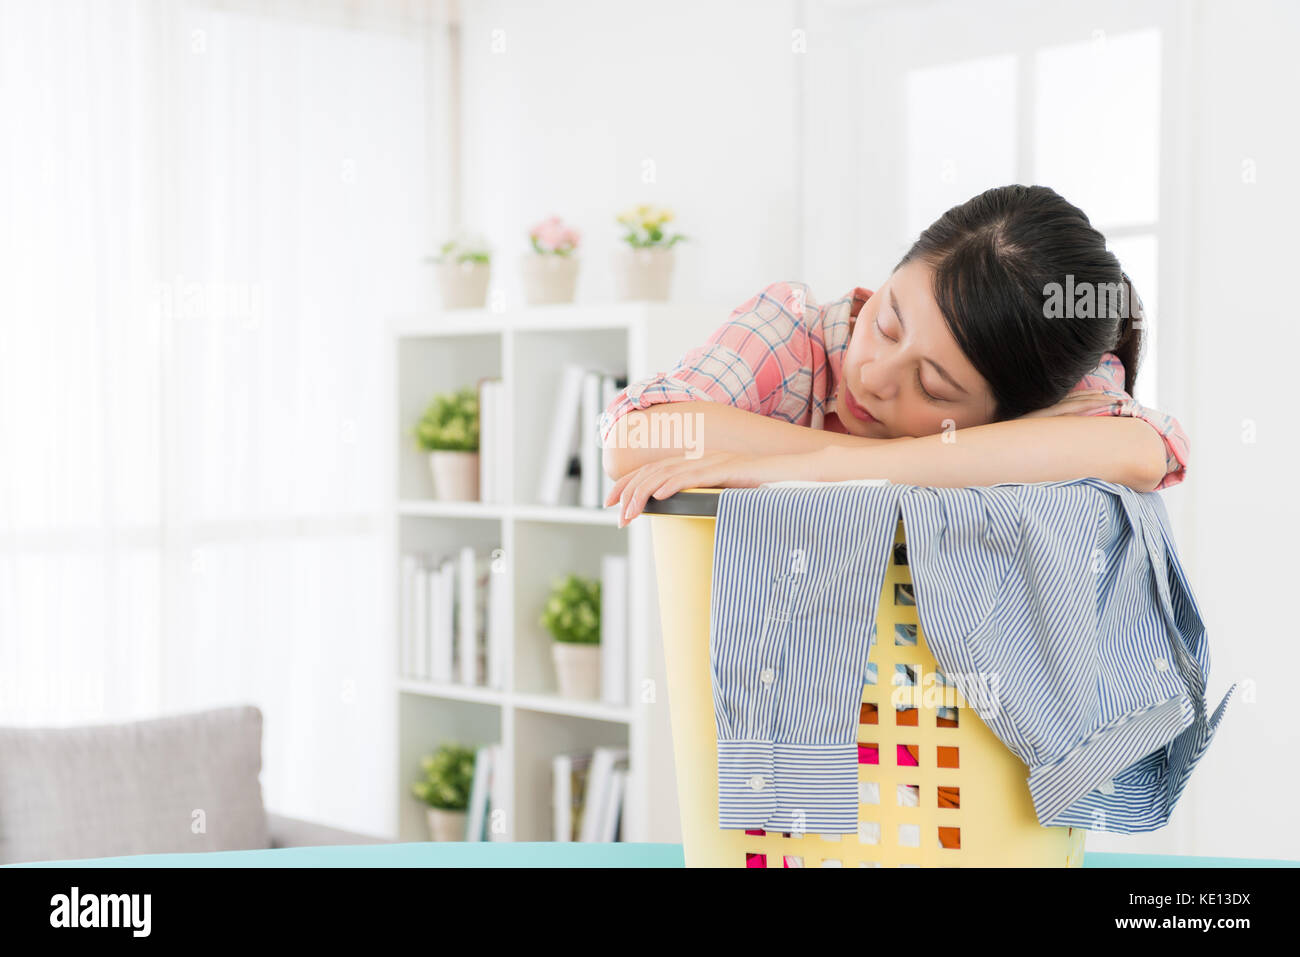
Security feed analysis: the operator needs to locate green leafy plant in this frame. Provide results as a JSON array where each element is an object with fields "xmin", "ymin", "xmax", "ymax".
[
  {"xmin": 411, "ymin": 743, "xmax": 477, "ymax": 811},
  {"xmin": 539, "ymin": 573, "xmax": 601, "ymax": 644},
  {"xmin": 414, "ymin": 386, "xmax": 479, "ymax": 453},
  {"xmin": 426, "ymin": 230, "xmax": 492, "ymax": 265},
  {"xmin": 616, "ymin": 204, "xmax": 688, "ymax": 249}
]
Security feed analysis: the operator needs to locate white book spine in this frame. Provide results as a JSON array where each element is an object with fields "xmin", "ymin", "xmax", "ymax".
[
  {"xmin": 441, "ymin": 557, "xmax": 457, "ymax": 681},
  {"xmin": 580, "ymin": 371, "xmax": 601, "ymax": 508},
  {"xmin": 552, "ymin": 754, "xmax": 571, "ymax": 842},
  {"xmin": 600, "ymin": 375, "xmax": 618, "ymax": 507},
  {"xmin": 432, "ymin": 559, "xmax": 446, "ymax": 682},
  {"xmin": 600, "ymin": 554, "xmax": 628, "ymax": 706},
  {"xmin": 538, "ymin": 364, "xmax": 586, "ymax": 506},
  {"xmin": 414, "ymin": 557, "xmax": 429, "ymax": 680},
  {"xmin": 488, "ymin": 742, "xmax": 507, "ymax": 842},
  {"xmin": 458, "ymin": 545, "xmax": 477, "ymax": 685}
]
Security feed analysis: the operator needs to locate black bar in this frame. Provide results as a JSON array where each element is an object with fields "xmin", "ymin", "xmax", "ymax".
[{"xmin": 640, "ymin": 489, "xmax": 720, "ymax": 517}]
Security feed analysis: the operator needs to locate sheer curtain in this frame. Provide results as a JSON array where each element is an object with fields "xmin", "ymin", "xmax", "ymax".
[{"xmin": 0, "ymin": 0, "xmax": 454, "ymax": 837}]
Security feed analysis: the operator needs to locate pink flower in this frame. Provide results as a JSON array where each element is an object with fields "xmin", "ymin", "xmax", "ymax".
[{"xmin": 529, "ymin": 216, "xmax": 580, "ymax": 253}]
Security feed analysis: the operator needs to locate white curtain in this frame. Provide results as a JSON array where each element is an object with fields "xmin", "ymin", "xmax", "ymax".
[{"xmin": 0, "ymin": 0, "xmax": 454, "ymax": 837}]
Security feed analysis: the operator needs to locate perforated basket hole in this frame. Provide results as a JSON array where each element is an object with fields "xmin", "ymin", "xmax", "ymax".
[
  {"xmin": 858, "ymin": 821, "xmax": 881, "ymax": 845},
  {"xmin": 745, "ymin": 852, "xmax": 767, "ymax": 868},
  {"xmin": 893, "ymin": 541, "xmax": 908, "ymax": 566},
  {"xmin": 938, "ymin": 827, "xmax": 962, "ymax": 850},
  {"xmin": 896, "ymin": 744, "xmax": 920, "ymax": 767},
  {"xmin": 864, "ymin": 661, "xmax": 878, "ymax": 686},
  {"xmin": 859, "ymin": 780, "xmax": 880, "ymax": 805},
  {"xmin": 860, "ymin": 702, "xmax": 878, "ymax": 725},
  {"xmin": 821, "ymin": 858, "xmax": 842, "ymax": 867},
  {"xmin": 895, "ymin": 705, "xmax": 918, "ymax": 727},
  {"xmin": 937, "ymin": 705, "xmax": 959, "ymax": 728},
  {"xmin": 894, "ymin": 582, "xmax": 915, "ymax": 606},
  {"xmin": 938, "ymin": 786, "xmax": 960, "ymax": 809},
  {"xmin": 898, "ymin": 783, "xmax": 920, "ymax": 807},
  {"xmin": 897, "ymin": 823, "xmax": 921, "ymax": 847},
  {"xmin": 783, "ymin": 855, "xmax": 804, "ymax": 868},
  {"xmin": 937, "ymin": 746, "xmax": 960, "ymax": 769},
  {"xmin": 859, "ymin": 743, "xmax": 879, "ymax": 765},
  {"xmin": 894, "ymin": 623, "xmax": 918, "ymax": 646}
]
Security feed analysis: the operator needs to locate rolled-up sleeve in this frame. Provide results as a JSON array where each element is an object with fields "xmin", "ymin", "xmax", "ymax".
[{"xmin": 598, "ymin": 281, "xmax": 814, "ymax": 448}]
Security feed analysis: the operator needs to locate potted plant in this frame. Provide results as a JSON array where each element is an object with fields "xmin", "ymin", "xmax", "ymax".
[
  {"xmin": 414, "ymin": 386, "xmax": 480, "ymax": 501},
  {"xmin": 521, "ymin": 215, "xmax": 581, "ymax": 305},
  {"xmin": 540, "ymin": 573, "xmax": 601, "ymax": 699},
  {"xmin": 612, "ymin": 204, "xmax": 687, "ymax": 301},
  {"xmin": 426, "ymin": 230, "xmax": 492, "ymax": 310},
  {"xmin": 411, "ymin": 743, "xmax": 477, "ymax": 841}
]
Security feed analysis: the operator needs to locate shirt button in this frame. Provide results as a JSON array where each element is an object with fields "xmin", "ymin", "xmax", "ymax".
[
  {"xmin": 749, "ymin": 775, "xmax": 765, "ymax": 792},
  {"xmin": 760, "ymin": 668, "xmax": 775, "ymax": 687},
  {"xmin": 1153, "ymin": 657, "xmax": 1169, "ymax": 672},
  {"xmin": 1098, "ymin": 779, "xmax": 1115, "ymax": 795}
]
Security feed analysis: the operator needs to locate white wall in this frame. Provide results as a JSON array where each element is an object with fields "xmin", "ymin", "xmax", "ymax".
[
  {"xmin": 458, "ymin": 0, "xmax": 803, "ymax": 312},
  {"xmin": 1173, "ymin": 0, "xmax": 1300, "ymax": 861}
]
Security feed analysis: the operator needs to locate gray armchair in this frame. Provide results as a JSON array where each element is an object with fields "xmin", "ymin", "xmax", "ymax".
[{"xmin": 0, "ymin": 704, "xmax": 389, "ymax": 864}]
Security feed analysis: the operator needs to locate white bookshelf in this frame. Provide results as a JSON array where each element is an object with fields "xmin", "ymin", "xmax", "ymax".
[{"xmin": 390, "ymin": 299, "xmax": 719, "ymax": 843}]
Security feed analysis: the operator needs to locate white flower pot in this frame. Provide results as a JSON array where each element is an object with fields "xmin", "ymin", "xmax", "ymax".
[
  {"xmin": 521, "ymin": 254, "xmax": 579, "ymax": 305},
  {"xmin": 612, "ymin": 245, "xmax": 675, "ymax": 302},
  {"xmin": 426, "ymin": 806, "xmax": 468, "ymax": 842},
  {"xmin": 429, "ymin": 450, "xmax": 480, "ymax": 501},
  {"xmin": 434, "ymin": 261, "xmax": 491, "ymax": 310},
  {"xmin": 552, "ymin": 642, "xmax": 601, "ymax": 700}
]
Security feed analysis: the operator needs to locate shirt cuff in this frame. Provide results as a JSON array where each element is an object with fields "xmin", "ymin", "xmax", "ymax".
[{"xmin": 717, "ymin": 740, "xmax": 860, "ymax": 834}]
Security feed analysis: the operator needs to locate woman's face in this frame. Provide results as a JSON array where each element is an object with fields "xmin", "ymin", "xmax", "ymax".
[{"xmin": 835, "ymin": 259, "xmax": 998, "ymax": 439}]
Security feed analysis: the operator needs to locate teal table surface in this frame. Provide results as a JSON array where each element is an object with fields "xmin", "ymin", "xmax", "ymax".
[{"xmin": 7, "ymin": 843, "xmax": 1297, "ymax": 868}]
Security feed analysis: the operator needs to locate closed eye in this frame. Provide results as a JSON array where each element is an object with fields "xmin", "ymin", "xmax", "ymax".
[{"xmin": 875, "ymin": 316, "xmax": 944, "ymax": 402}]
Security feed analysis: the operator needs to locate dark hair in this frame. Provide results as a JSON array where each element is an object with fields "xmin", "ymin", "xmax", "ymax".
[{"xmin": 895, "ymin": 184, "xmax": 1144, "ymax": 421}]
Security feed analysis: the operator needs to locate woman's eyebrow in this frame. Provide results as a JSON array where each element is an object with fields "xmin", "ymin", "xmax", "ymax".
[{"xmin": 890, "ymin": 287, "xmax": 969, "ymax": 395}]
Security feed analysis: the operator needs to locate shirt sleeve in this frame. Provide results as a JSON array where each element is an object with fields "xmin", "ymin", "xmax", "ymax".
[
  {"xmin": 1062, "ymin": 354, "xmax": 1189, "ymax": 491},
  {"xmin": 597, "ymin": 281, "xmax": 813, "ymax": 448}
]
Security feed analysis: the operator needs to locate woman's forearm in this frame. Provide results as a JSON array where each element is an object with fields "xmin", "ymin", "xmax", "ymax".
[
  {"xmin": 809, "ymin": 415, "xmax": 1168, "ymax": 492},
  {"xmin": 602, "ymin": 401, "xmax": 891, "ymax": 477}
]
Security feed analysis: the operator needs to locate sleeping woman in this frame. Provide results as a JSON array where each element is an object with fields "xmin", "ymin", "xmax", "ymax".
[{"xmin": 600, "ymin": 184, "xmax": 1187, "ymax": 527}]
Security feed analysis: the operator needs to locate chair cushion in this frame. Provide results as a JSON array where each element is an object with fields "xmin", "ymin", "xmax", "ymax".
[{"xmin": 0, "ymin": 705, "xmax": 270, "ymax": 864}]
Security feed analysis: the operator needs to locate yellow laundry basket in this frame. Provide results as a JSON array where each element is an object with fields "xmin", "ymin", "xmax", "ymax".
[{"xmin": 645, "ymin": 488, "xmax": 1086, "ymax": 868}]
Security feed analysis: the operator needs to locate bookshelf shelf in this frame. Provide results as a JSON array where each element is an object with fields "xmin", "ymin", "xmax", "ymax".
[{"xmin": 390, "ymin": 298, "xmax": 723, "ymax": 844}]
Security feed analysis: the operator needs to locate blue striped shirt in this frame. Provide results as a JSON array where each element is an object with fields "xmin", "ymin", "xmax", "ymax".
[{"xmin": 710, "ymin": 478, "xmax": 1236, "ymax": 834}]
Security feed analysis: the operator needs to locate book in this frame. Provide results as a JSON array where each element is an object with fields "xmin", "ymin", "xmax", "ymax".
[
  {"xmin": 487, "ymin": 743, "xmax": 507, "ymax": 841},
  {"xmin": 414, "ymin": 556, "xmax": 429, "ymax": 680},
  {"xmin": 464, "ymin": 744, "xmax": 495, "ymax": 841},
  {"xmin": 537, "ymin": 363, "xmax": 587, "ymax": 506},
  {"xmin": 600, "ymin": 553, "xmax": 628, "ymax": 706},
  {"xmin": 600, "ymin": 767, "xmax": 627, "ymax": 842},
  {"xmin": 580, "ymin": 746, "xmax": 629, "ymax": 842},
  {"xmin": 552, "ymin": 751, "xmax": 593, "ymax": 842},
  {"xmin": 580, "ymin": 370, "xmax": 602, "ymax": 508},
  {"xmin": 458, "ymin": 545, "xmax": 477, "ymax": 685},
  {"xmin": 599, "ymin": 374, "xmax": 620, "ymax": 507},
  {"xmin": 486, "ymin": 548, "xmax": 508, "ymax": 690}
]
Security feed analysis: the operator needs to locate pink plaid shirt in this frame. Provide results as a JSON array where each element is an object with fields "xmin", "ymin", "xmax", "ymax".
[{"xmin": 598, "ymin": 280, "xmax": 1189, "ymax": 490}]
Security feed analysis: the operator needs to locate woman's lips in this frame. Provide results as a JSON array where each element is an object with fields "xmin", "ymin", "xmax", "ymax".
[{"xmin": 843, "ymin": 385, "xmax": 877, "ymax": 423}]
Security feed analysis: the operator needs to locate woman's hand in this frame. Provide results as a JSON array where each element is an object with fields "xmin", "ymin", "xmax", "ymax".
[{"xmin": 604, "ymin": 449, "xmax": 824, "ymax": 527}]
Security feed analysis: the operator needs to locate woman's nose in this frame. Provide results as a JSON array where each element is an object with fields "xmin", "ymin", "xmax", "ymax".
[{"xmin": 860, "ymin": 356, "xmax": 896, "ymax": 400}]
